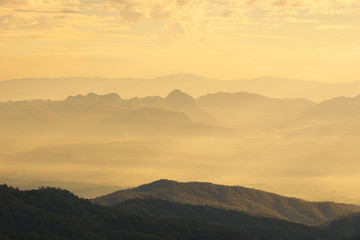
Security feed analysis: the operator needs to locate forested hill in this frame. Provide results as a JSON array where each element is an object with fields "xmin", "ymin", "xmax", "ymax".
[
  {"xmin": 2, "ymin": 184, "xmax": 360, "ymax": 240},
  {"xmin": 0, "ymin": 184, "xmax": 249, "ymax": 240},
  {"xmin": 93, "ymin": 179, "xmax": 360, "ymax": 226},
  {"xmin": 115, "ymin": 198, "xmax": 334, "ymax": 240}
]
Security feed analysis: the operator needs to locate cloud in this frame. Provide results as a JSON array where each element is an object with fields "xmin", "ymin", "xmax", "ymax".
[
  {"xmin": 285, "ymin": 17, "xmax": 320, "ymax": 23},
  {"xmin": 14, "ymin": 9, "xmax": 78, "ymax": 13},
  {"xmin": 0, "ymin": 0, "xmax": 359, "ymax": 45},
  {"xmin": 315, "ymin": 24, "xmax": 358, "ymax": 30},
  {"xmin": 1, "ymin": 0, "xmax": 358, "ymax": 30}
]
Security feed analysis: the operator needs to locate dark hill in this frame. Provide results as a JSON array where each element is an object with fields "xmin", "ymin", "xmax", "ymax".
[
  {"xmin": 2, "ymin": 184, "xmax": 359, "ymax": 240},
  {"xmin": 115, "ymin": 198, "xmax": 333, "ymax": 240},
  {"xmin": 0, "ymin": 184, "xmax": 250, "ymax": 240},
  {"xmin": 93, "ymin": 179, "xmax": 359, "ymax": 226},
  {"xmin": 326, "ymin": 213, "xmax": 360, "ymax": 239}
]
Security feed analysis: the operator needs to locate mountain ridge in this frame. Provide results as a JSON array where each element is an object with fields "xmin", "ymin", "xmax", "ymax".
[
  {"xmin": 0, "ymin": 184, "xmax": 250, "ymax": 240},
  {"xmin": 93, "ymin": 179, "xmax": 360, "ymax": 226},
  {"xmin": 3, "ymin": 183, "xmax": 360, "ymax": 240},
  {"xmin": 3, "ymin": 74, "xmax": 360, "ymax": 102}
]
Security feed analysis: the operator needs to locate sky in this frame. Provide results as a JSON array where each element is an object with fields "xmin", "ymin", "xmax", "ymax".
[{"xmin": 1, "ymin": 0, "xmax": 360, "ymax": 82}]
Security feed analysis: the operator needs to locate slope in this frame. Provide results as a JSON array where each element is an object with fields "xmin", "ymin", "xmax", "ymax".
[
  {"xmin": 0, "ymin": 92, "xmax": 231, "ymax": 141},
  {"xmin": 196, "ymin": 92, "xmax": 315, "ymax": 129},
  {"xmin": 93, "ymin": 179, "xmax": 360, "ymax": 226},
  {"xmin": 0, "ymin": 184, "xmax": 250, "ymax": 240},
  {"xmin": 2, "ymin": 184, "xmax": 358, "ymax": 240},
  {"xmin": 115, "ymin": 198, "xmax": 333, "ymax": 240}
]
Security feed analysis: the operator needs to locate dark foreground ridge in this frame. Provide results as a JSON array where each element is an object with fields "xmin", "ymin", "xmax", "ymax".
[
  {"xmin": 93, "ymin": 179, "xmax": 360, "ymax": 226},
  {"xmin": 0, "ymin": 184, "xmax": 248, "ymax": 240},
  {"xmin": 1, "ymin": 184, "xmax": 360, "ymax": 240}
]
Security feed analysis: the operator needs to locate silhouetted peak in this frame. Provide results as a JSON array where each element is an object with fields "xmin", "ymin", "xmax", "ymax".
[{"xmin": 165, "ymin": 89, "xmax": 196, "ymax": 107}]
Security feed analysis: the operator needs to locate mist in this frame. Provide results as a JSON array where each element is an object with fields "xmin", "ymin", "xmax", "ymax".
[{"xmin": 1, "ymin": 89, "xmax": 360, "ymax": 203}]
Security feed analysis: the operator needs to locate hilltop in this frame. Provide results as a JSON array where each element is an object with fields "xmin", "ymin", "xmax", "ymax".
[{"xmin": 93, "ymin": 179, "xmax": 360, "ymax": 226}]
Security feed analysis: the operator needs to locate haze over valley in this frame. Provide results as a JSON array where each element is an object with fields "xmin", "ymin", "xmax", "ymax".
[
  {"xmin": 1, "ymin": 80, "xmax": 360, "ymax": 205},
  {"xmin": 2, "ymin": 0, "xmax": 360, "ymax": 238}
]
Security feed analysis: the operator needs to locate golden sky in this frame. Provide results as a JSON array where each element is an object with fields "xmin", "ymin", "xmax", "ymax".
[{"xmin": 1, "ymin": 0, "xmax": 360, "ymax": 82}]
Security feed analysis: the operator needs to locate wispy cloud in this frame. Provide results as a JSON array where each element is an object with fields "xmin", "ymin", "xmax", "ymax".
[
  {"xmin": 314, "ymin": 24, "xmax": 358, "ymax": 30},
  {"xmin": 14, "ymin": 9, "xmax": 79, "ymax": 13},
  {"xmin": 0, "ymin": 0, "xmax": 360, "ymax": 81},
  {"xmin": 1, "ymin": 0, "xmax": 359, "ymax": 37}
]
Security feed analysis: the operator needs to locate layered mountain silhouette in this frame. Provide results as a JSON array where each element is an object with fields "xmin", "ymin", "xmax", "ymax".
[
  {"xmin": 4, "ymin": 88, "xmax": 360, "ymax": 136},
  {"xmin": 93, "ymin": 180, "xmax": 360, "ymax": 226},
  {"xmin": 197, "ymin": 92, "xmax": 316, "ymax": 129},
  {"xmin": 166, "ymin": 89, "xmax": 197, "ymax": 108},
  {"xmin": 124, "ymin": 89, "xmax": 215, "ymax": 124},
  {"xmin": 0, "ymin": 91, "xmax": 231, "ymax": 138},
  {"xmin": 3, "ymin": 74, "xmax": 360, "ymax": 102},
  {"xmin": 3, "ymin": 89, "xmax": 360, "ymax": 134},
  {"xmin": 282, "ymin": 94, "xmax": 360, "ymax": 136},
  {"xmin": 3, "ymin": 90, "xmax": 360, "ymax": 204},
  {"xmin": 301, "ymin": 94, "xmax": 360, "ymax": 121},
  {"xmin": 197, "ymin": 92, "xmax": 314, "ymax": 111}
]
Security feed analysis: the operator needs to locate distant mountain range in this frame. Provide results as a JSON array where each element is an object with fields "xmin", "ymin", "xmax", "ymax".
[
  {"xmin": 0, "ymin": 90, "xmax": 231, "ymax": 138},
  {"xmin": 3, "ymin": 88, "xmax": 360, "ymax": 141},
  {"xmin": 2, "ymin": 74, "xmax": 360, "ymax": 102},
  {"xmin": 2, "ymin": 90, "xmax": 360, "ymax": 204},
  {"xmin": 301, "ymin": 94, "xmax": 360, "ymax": 121},
  {"xmin": 3, "ymin": 89, "xmax": 360, "ymax": 156},
  {"xmin": 197, "ymin": 92, "xmax": 316, "ymax": 129},
  {"xmin": 93, "ymin": 179, "xmax": 360, "ymax": 226}
]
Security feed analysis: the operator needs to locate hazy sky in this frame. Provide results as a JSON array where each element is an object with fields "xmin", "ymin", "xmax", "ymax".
[{"xmin": 1, "ymin": 0, "xmax": 360, "ymax": 82}]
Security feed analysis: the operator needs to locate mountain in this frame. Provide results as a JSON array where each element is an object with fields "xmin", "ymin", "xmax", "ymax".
[
  {"xmin": 301, "ymin": 94, "xmax": 360, "ymax": 122},
  {"xmin": 196, "ymin": 92, "xmax": 315, "ymax": 129},
  {"xmin": 326, "ymin": 213, "xmax": 360, "ymax": 239},
  {"xmin": 197, "ymin": 92, "xmax": 315, "ymax": 111},
  {"xmin": 93, "ymin": 179, "xmax": 360, "ymax": 226},
  {"xmin": 3, "ymin": 184, "xmax": 360, "ymax": 240},
  {"xmin": 2, "ymin": 74, "xmax": 360, "ymax": 102},
  {"xmin": 166, "ymin": 89, "xmax": 197, "ymax": 108},
  {"xmin": 0, "ymin": 92, "xmax": 231, "ymax": 140},
  {"xmin": 165, "ymin": 89, "xmax": 216, "ymax": 124},
  {"xmin": 0, "ymin": 184, "xmax": 250, "ymax": 240},
  {"xmin": 115, "ymin": 198, "xmax": 333, "ymax": 240},
  {"xmin": 285, "ymin": 94, "xmax": 360, "ymax": 136},
  {"xmin": 123, "ymin": 89, "xmax": 216, "ymax": 124}
]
